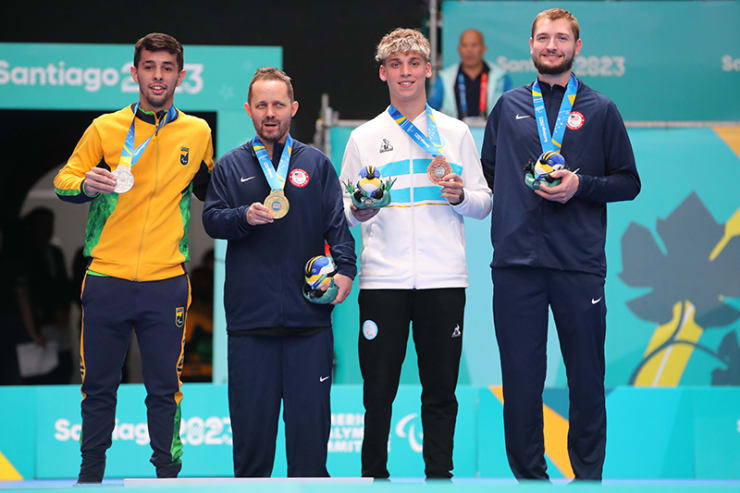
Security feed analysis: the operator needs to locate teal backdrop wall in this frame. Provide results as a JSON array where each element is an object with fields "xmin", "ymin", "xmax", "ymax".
[
  {"xmin": 0, "ymin": 43, "xmax": 279, "ymax": 112},
  {"xmin": 1, "ymin": 385, "xmax": 738, "ymax": 479},
  {"xmin": 440, "ymin": 1, "xmax": 740, "ymax": 121}
]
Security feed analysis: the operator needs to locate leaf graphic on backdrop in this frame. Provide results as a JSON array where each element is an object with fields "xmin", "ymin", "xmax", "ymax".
[
  {"xmin": 620, "ymin": 192, "xmax": 740, "ymax": 328},
  {"xmin": 711, "ymin": 330, "xmax": 740, "ymax": 385}
]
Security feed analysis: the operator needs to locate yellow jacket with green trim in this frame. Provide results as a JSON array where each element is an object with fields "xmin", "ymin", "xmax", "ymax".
[{"xmin": 54, "ymin": 104, "xmax": 214, "ymax": 282}]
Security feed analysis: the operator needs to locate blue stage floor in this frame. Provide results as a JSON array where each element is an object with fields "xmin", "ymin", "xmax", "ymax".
[{"xmin": 2, "ymin": 478, "xmax": 740, "ymax": 492}]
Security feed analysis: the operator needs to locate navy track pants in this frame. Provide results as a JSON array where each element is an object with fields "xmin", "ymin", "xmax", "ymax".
[
  {"xmin": 228, "ymin": 329, "xmax": 333, "ymax": 477},
  {"xmin": 78, "ymin": 274, "xmax": 189, "ymax": 482},
  {"xmin": 492, "ymin": 266, "xmax": 606, "ymax": 480}
]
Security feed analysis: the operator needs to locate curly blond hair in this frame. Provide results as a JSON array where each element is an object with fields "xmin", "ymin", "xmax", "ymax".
[{"xmin": 375, "ymin": 28, "xmax": 430, "ymax": 64}]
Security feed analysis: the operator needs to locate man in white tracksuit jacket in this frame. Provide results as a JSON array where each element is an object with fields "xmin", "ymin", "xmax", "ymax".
[{"xmin": 339, "ymin": 28, "xmax": 492, "ymax": 479}]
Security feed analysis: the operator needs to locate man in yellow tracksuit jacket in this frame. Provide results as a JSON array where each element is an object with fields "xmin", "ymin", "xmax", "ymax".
[{"xmin": 53, "ymin": 33, "xmax": 214, "ymax": 483}]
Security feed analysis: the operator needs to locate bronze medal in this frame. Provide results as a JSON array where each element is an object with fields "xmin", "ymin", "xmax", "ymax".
[
  {"xmin": 264, "ymin": 190, "xmax": 289, "ymax": 219},
  {"xmin": 427, "ymin": 155, "xmax": 452, "ymax": 185}
]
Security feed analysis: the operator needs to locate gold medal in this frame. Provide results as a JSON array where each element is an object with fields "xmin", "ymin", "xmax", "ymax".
[
  {"xmin": 427, "ymin": 155, "xmax": 452, "ymax": 185},
  {"xmin": 264, "ymin": 190, "xmax": 289, "ymax": 219}
]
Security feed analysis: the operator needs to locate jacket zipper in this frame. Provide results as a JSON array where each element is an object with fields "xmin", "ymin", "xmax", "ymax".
[
  {"xmin": 410, "ymin": 150, "xmax": 417, "ymax": 288},
  {"xmin": 134, "ymin": 115, "xmax": 161, "ymax": 281}
]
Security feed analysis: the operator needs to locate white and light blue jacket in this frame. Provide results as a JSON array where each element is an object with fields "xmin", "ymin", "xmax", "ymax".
[{"xmin": 340, "ymin": 107, "xmax": 492, "ymax": 290}]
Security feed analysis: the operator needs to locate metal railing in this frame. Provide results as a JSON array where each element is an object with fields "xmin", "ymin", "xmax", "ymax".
[{"xmin": 313, "ymin": 92, "xmax": 740, "ymax": 156}]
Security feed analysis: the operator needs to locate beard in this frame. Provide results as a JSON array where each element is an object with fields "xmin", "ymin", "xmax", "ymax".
[
  {"xmin": 532, "ymin": 52, "xmax": 575, "ymax": 76},
  {"xmin": 257, "ymin": 118, "xmax": 292, "ymax": 144}
]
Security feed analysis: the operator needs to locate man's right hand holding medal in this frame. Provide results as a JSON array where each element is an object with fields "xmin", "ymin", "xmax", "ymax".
[
  {"xmin": 83, "ymin": 167, "xmax": 117, "ymax": 195},
  {"xmin": 246, "ymin": 202, "xmax": 276, "ymax": 225},
  {"xmin": 350, "ymin": 204, "xmax": 380, "ymax": 222}
]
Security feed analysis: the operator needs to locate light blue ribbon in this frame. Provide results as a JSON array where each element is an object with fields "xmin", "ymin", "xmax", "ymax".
[
  {"xmin": 531, "ymin": 73, "xmax": 578, "ymax": 153},
  {"xmin": 252, "ymin": 134, "xmax": 293, "ymax": 191},
  {"xmin": 120, "ymin": 103, "xmax": 177, "ymax": 167},
  {"xmin": 387, "ymin": 104, "xmax": 444, "ymax": 157}
]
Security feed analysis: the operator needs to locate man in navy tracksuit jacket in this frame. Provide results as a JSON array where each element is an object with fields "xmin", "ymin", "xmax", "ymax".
[
  {"xmin": 202, "ymin": 68, "xmax": 356, "ymax": 477},
  {"xmin": 481, "ymin": 9, "xmax": 640, "ymax": 480}
]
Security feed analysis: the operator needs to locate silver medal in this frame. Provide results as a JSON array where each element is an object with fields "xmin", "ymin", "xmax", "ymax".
[{"xmin": 112, "ymin": 165, "xmax": 134, "ymax": 194}]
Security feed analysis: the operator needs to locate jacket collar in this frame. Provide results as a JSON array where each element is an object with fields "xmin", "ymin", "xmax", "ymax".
[{"xmin": 128, "ymin": 103, "xmax": 179, "ymax": 125}]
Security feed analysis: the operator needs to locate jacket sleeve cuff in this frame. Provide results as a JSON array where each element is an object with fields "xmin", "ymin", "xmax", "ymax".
[
  {"xmin": 345, "ymin": 205, "xmax": 361, "ymax": 228},
  {"xmin": 237, "ymin": 205, "xmax": 254, "ymax": 231},
  {"xmin": 449, "ymin": 188, "xmax": 466, "ymax": 207},
  {"xmin": 337, "ymin": 265, "xmax": 357, "ymax": 280},
  {"xmin": 81, "ymin": 180, "xmax": 100, "ymax": 198},
  {"xmin": 575, "ymin": 174, "xmax": 586, "ymax": 197}
]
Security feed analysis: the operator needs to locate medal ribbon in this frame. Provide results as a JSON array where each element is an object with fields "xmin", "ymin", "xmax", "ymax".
[
  {"xmin": 120, "ymin": 103, "xmax": 177, "ymax": 167},
  {"xmin": 253, "ymin": 134, "xmax": 293, "ymax": 191},
  {"xmin": 532, "ymin": 73, "xmax": 578, "ymax": 152},
  {"xmin": 479, "ymin": 72, "xmax": 488, "ymax": 116},
  {"xmin": 387, "ymin": 103, "xmax": 444, "ymax": 157},
  {"xmin": 456, "ymin": 72, "xmax": 467, "ymax": 117},
  {"xmin": 457, "ymin": 71, "xmax": 488, "ymax": 117}
]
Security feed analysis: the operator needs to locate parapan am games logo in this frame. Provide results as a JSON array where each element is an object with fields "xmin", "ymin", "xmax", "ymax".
[{"xmin": 395, "ymin": 413, "xmax": 423, "ymax": 453}]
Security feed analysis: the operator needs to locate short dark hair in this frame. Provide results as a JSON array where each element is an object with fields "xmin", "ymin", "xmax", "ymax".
[
  {"xmin": 532, "ymin": 8, "xmax": 580, "ymax": 41},
  {"xmin": 134, "ymin": 33, "xmax": 184, "ymax": 70},
  {"xmin": 248, "ymin": 67, "xmax": 295, "ymax": 102}
]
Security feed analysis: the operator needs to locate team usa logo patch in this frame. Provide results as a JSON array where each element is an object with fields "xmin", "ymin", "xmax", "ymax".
[
  {"xmin": 362, "ymin": 320, "xmax": 378, "ymax": 340},
  {"xmin": 175, "ymin": 307, "xmax": 185, "ymax": 328},
  {"xmin": 566, "ymin": 111, "xmax": 585, "ymax": 130},
  {"xmin": 180, "ymin": 146, "xmax": 190, "ymax": 165},
  {"xmin": 289, "ymin": 168, "xmax": 310, "ymax": 187}
]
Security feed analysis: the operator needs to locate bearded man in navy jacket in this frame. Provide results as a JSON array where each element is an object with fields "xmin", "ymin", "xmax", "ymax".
[
  {"xmin": 481, "ymin": 8, "xmax": 640, "ymax": 481},
  {"xmin": 203, "ymin": 67, "xmax": 356, "ymax": 477}
]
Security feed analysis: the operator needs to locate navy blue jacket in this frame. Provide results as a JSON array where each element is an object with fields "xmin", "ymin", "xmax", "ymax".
[
  {"xmin": 202, "ymin": 138, "xmax": 356, "ymax": 333},
  {"xmin": 481, "ymin": 78, "xmax": 641, "ymax": 277}
]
